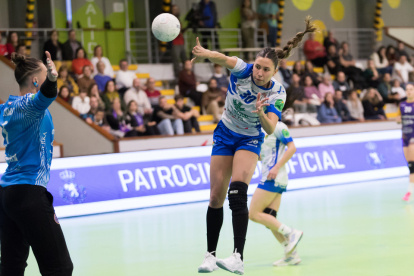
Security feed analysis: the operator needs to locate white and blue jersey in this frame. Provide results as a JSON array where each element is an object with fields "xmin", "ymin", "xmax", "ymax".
[
  {"xmin": 0, "ymin": 92, "xmax": 56, "ymax": 188},
  {"xmin": 257, "ymin": 122, "xmax": 293, "ymax": 193}
]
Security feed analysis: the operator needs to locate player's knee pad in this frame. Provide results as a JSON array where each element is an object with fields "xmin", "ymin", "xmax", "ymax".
[
  {"xmin": 409, "ymin": 161, "xmax": 414, "ymax": 174},
  {"xmin": 263, "ymin": 208, "xmax": 277, "ymax": 218},
  {"xmin": 228, "ymin": 181, "xmax": 248, "ymax": 214}
]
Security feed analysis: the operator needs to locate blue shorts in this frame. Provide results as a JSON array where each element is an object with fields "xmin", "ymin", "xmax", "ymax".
[
  {"xmin": 257, "ymin": 180, "xmax": 287, "ymax": 194},
  {"xmin": 212, "ymin": 121, "xmax": 264, "ymax": 157}
]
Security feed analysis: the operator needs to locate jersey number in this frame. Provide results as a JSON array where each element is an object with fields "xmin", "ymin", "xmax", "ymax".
[
  {"xmin": 404, "ymin": 106, "xmax": 412, "ymax": 113},
  {"xmin": 240, "ymin": 90, "xmax": 256, "ymax": 104}
]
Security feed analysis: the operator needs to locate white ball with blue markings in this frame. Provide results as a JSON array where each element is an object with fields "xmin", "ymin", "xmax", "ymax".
[{"xmin": 151, "ymin": 13, "xmax": 181, "ymax": 42}]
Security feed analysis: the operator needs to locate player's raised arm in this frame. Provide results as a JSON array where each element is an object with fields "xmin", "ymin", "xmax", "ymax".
[{"xmin": 191, "ymin": 37, "xmax": 237, "ymax": 69}]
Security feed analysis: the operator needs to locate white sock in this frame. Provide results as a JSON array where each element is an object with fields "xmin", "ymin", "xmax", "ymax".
[
  {"xmin": 278, "ymin": 224, "xmax": 292, "ymax": 236},
  {"xmin": 408, "ymin": 183, "xmax": 414, "ymax": 194}
]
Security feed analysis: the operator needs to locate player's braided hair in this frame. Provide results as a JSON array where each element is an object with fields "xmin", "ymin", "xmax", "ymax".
[{"xmin": 11, "ymin": 52, "xmax": 43, "ymax": 86}]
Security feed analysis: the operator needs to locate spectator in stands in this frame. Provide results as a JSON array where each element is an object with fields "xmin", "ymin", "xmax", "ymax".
[
  {"xmin": 94, "ymin": 61, "xmax": 112, "ymax": 92},
  {"xmin": 72, "ymin": 48, "xmax": 93, "ymax": 77},
  {"xmin": 303, "ymin": 33, "xmax": 326, "ymax": 67},
  {"xmin": 386, "ymin": 45, "xmax": 398, "ymax": 67},
  {"xmin": 372, "ymin": 46, "xmax": 391, "ymax": 75},
  {"xmin": 278, "ymin": 59, "xmax": 292, "ymax": 88},
  {"xmin": 153, "ymin": 96, "xmax": 184, "ymax": 136},
  {"xmin": 392, "ymin": 55, "xmax": 413, "ymax": 87},
  {"xmin": 292, "ymin": 61, "xmax": 304, "ymax": 77},
  {"xmin": 302, "ymin": 61, "xmax": 322, "ymax": 86},
  {"xmin": 333, "ymin": 71, "xmax": 351, "ymax": 96},
  {"xmin": 115, "ymin": 59, "xmax": 137, "ymax": 94},
  {"xmin": 339, "ymin": 42, "xmax": 364, "ymax": 88},
  {"xmin": 391, "ymin": 79, "xmax": 406, "ymax": 99},
  {"xmin": 258, "ymin": 0, "xmax": 279, "ymax": 47},
  {"xmin": 334, "ymin": 90, "xmax": 351, "ymax": 122},
  {"xmin": 346, "ymin": 90, "xmax": 364, "ymax": 122},
  {"xmin": 396, "ymin": 41, "xmax": 410, "ymax": 61},
  {"xmin": 178, "ymin": 60, "xmax": 203, "ymax": 106},
  {"xmin": 199, "ymin": 0, "xmax": 220, "ymax": 52},
  {"xmin": 377, "ymin": 73, "xmax": 397, "ymax": 103},
  {"xmin": 91, "ymin": 45, "xmax": 114, "ymax": 77},
  {"xmin": 57, "ymin": 65, "xmax": 79, "ymax": 95},
  {"xmin": 62, "ymin": 29, "xmax": 82, "ymax": 61},
  {"xmin": 124, "ymin": 79, "xmax": 153, "ymax": 117},
  {"xmin": 318, "ymin": 74, "xmax": 335, "ymax": 99},
  {"xmin": 212, "ymin": 64, "xmax": 229, "ymax": 93},
  {"xmin": 174, "ymin": 95, "xmax": 201, "ymax": 133},
  {"xmin": 77, "ymin": 65, "xmax": 96, "ymax": 92},
  {"xmin": 92, "ymin": 109, "xmax": 108, "ymax": 129},
  {"xmin": 42, "ymin": 30, "xmax": 63, "ymax": 64},
  {"xmin": 0, "ymin": 32, "xmax": 8, "ymax": 57},
  {"xmin": 362, "ymin": 88, "xmax": 386, "ymax": 120},
  {"xmin": 171, "ymin": 5, "xmax": 188, "ymax": 78},
  {"xmin": 323, "ymin": 30, "xmax": 339, "ymax": 50},
  {"xmin": 16, "ymin": 44, "xmax": 27, "ymax": 57},
  {"xmin": 289, "ymin": 74, "xmax": 306, "ymax": 113},
  {"xmin": 5, "ymin": 31, "xmax": 20, "ymax": 59},
  {"xmin": 58, "ymin": 86, "xmax": 72, "ymax": 104},
  {"xmin": 240, "ymin": 0, "xmax": 257, "ymax": 61},
  {"xmin": 364, "ymin": 59, "xmax": 380, "ymax": 88},
  {"xmin": 72, "ymin": 90, "xmax": 90, "ymax": 115},
  {"xmin": 126, "ymin": 100, "xmax": 160, "ymax": 136},
  {"xmin": 145, "ymin": 77, "xmax": 162, "ymax": 107},
  {"xmin": 202, "ymin": 78, "xmax": 225, "ymax": 123},
  {"xmin": 81, "ymin": 96, "xmax": 99, "ymax": 123},
  {"xmin": 304, "ymin": 75, "xmax": 322, "ymax": 112},
  {"xmin": 317, "ymin": 93, "xmax": 341, "ymax": 124},
  {"xmin": 102, "ymin": 80, "xmax": 123, "ymax": 112},
  {"xmin": 326, "ymin": 44, "xmax": 341, "ymax": 75},
  {"xmin": 88, "ymin": 83, "xmax": 106, "ymax": 110},
  {"xmin": 106, "ymin": 98, "xmax": 138, "ymax": 138}
]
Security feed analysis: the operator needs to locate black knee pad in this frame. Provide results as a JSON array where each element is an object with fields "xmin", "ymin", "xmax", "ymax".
[
  {"xmin": 228, "ymin": 181, "xmax": 248, "ymax": 213},
  {"xmin": 409, "ymin": 162, "xmax": 414, "ymax": 174},
  {"xmin": 263, "ymin": 208, "xmax": 277, "ymax": 218}
]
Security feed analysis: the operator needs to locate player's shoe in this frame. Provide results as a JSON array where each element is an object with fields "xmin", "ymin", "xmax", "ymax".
[
  {"xmin": 273, "ymin": 251, "xmax": 301, "ymax": 267},
  {"xmin": 285, "ymin": 229, "xmax": 303, "ymax": 254},
  {"xmin": 403, "ymin": 192, "xmax": 412, "ymax": 202},
  {"xmin": 216, "ymin": 249, "xmax": 244, "ymax": 275},
  {"xmin": 198, "ymin": 252, "xmax": 219, "ymax": 273}
]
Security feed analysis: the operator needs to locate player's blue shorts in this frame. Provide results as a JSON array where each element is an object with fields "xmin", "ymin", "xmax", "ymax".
[
  {"xmin": 212, "ymin": 121, "xmax": 264, "ymax": 157},
  {"xmin": 257, "ymin": 180, "xmax": 287, "ymax": 194}
]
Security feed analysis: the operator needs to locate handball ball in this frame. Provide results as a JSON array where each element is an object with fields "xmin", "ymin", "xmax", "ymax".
[{"xmin": 152, "ymin": 13, "xmax": 181, "ymax": 42}]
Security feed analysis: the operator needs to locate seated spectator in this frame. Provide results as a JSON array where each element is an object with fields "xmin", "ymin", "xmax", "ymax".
[
  {"xmin": 346, "ymin": 90, "xmax": 364, "ymax": 122},
  {"xmin": 362, "ymin": 88, "xmax": 386, "ymax": 120},
  {"xmin": 124, "ymin": 79, "xmax": 153, "ymax": 119},
  {"xmin": 292, "ymin": 61, "xmax": 304, "ymax": 77},
  {"xmin": 102, "ymin": 80, "xmax": 124, "ymax": 112},
  {"xmin": 339, "ymin": 42, "xmax": 364, "ymax": 88},
  {"xmin": 302, "ymin": 61, "xmax": 322, "ymax": 86},
  {"xmin": 333, "ymin": 71, "xmax": 351, "ymax": 96},
  {"xmin": 303, "ymin": 33, "xmax": 326, "ymax": 67},
  {"xmin": 318, "ymin": 74, "xmax": 335, "ymax": 99},
  {"xmin": 43, "ymin": 30, "xmax": 63, "ymax": 63},
  {"xmin": 317, "ymin": 93, "xmax": 342, "ymax": 124},
  {"xmin": 57, "ymin": 65, "xmax": 79, "ymax": 95},
  {"xmin": 174, "ymin": 95, "xmax": 201, "ymax": 133},
  {"xmin": 77, "ymin": 65, "xmax": 96, "ymax": 92},
  {"xmin": 392, "ymin": 55, "xmax": 413, "ymax": 87},
  {"xmin": 94, "ymin": 61, "xmax": 112, "ymax": 92},
  {"xmin": 88, "ymin": 83, "xmax": 106, "ymax": 110},
  {"xmin": 106, "ymin": 98, "xmax": 138, "ymax": 138},
  {"xmin": 371, "ymin": 46, "xmax": 391, "ymax": 75},
  {"xmin": 115, "ymin": 59, "xmax": 137, "ymax": 94},
  {"xmin": 16, "ymin": 44, "xmax": 27, "ymax": 57},
  {"xmin": 278, "ymin": 59, "xmax": 292, "ymax": 88},
  {"xmin": 178, "ymin": 60, "xmax": 203, "ymax": 107},
  {"xmin": 304, "ymin": 75, "xmax": 322, "ymax": 112},
  {"xmin": 202, "ymin": 79, "xmax": 225, "ymax": 123},
  {"xmin": 323, "ymin": 30, "xmax": 339, "ymax": 50},
  {"xmin": 386, "ymin": 46, "xmax": 398, "ymax": 67},
  {"xmin": 72, "ymin": 90, "xmax": 90, "ymax": 115},
  {"xmin": 0, "ymin": 32, "xmax": 8, "ymax": 56},
  {"xmin": 377, "ymin": 73, "xmax": 399, "ymax": 103},
  {"xmin": 152, "ymin": 96, "xmax": 184, "ymax": 136},
  {"xmin": 212, "ymin": 64, "xmax": 229, "ymax": 93},
  {"xmin": 334, "ymin": 90, "xmax": 351, "ymax": 122},
  {"xmin": 62, "ymin": 29, "xmax": 82, "ymax": 61},
  {"xmin": 5, "ymin": 31, "xmax": 20, "ymax": 60},
  {"xmin": 72, "ymin": 48, "xmax": 93, "ymax": 77},
  {"xmin": 86, "ymin": 108, "xmax": 107, "ymax": 128},
  {"xmin": 58, "ymin": 86, "xmax": 72, "ymax": 104},
  {"xmin": 363, "ymin": 59, "xmax": 380, "ymax": 88},
  {"xmin": 145, "ymin": 77, "xmax": 162, "ymax": 107},
  {"xmin": 396, "ymin": 41, "xmax": 410, "ymax": 61},
  {"xmin": 391, "ymin": 79, "xmax": 406, "ymax": 99},
  {"xmin": 81, "ymin": 96, "xmax": 100, "ymax": 123},
  {"xmin": 91, "ymin": 45, "xmax": 114, "ymax": 77},
  {"xmin": 288, "ymin": 74, "xmax": 306, "ymax": 113},
  {"xmin": 125, "ymin": 100, "xmax": 160, "ymax": 136},
  {"xmin": 326, "ymin": 44, "xmax": 341, "ymax": 75}
]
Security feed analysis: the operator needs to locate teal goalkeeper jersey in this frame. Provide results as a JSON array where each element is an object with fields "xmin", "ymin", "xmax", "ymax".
[{"xmin": 0, "ymin": 92, "xmax": 56, "ymax": 188}]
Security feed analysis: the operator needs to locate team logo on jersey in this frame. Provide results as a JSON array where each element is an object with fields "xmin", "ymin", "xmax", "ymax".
[
  {"xmin": 275, "ymin": 99, "xmax": 284, "ymax": 111},
  {"xmin": 282, "ymin": 129, "xmax": 290, "ymax": 138},
  {"xmin": 59, "ymin": 170, "xmax": 87, "ymax": 204},
  {"xmin": 233, "ymin": 100, "xmax": 246, "ymax": 112}
]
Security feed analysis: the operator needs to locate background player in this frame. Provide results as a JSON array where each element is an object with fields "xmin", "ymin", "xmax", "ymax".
[
  {"xmin": 195, "ymin": 17, "xmax": 316, "ymax": 275},
  {"xmin": 249, "ymin": 120, "xmax": 301, "ymax": 266},
  {"xmin": 397, "ymin": 83, "xmax": 414, "ymax": 202}
]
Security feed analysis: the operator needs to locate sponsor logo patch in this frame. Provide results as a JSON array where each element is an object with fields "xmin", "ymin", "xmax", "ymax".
[{"xmin": 275, "ymin": 99, "xmax": 284, "ymax": 111}]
